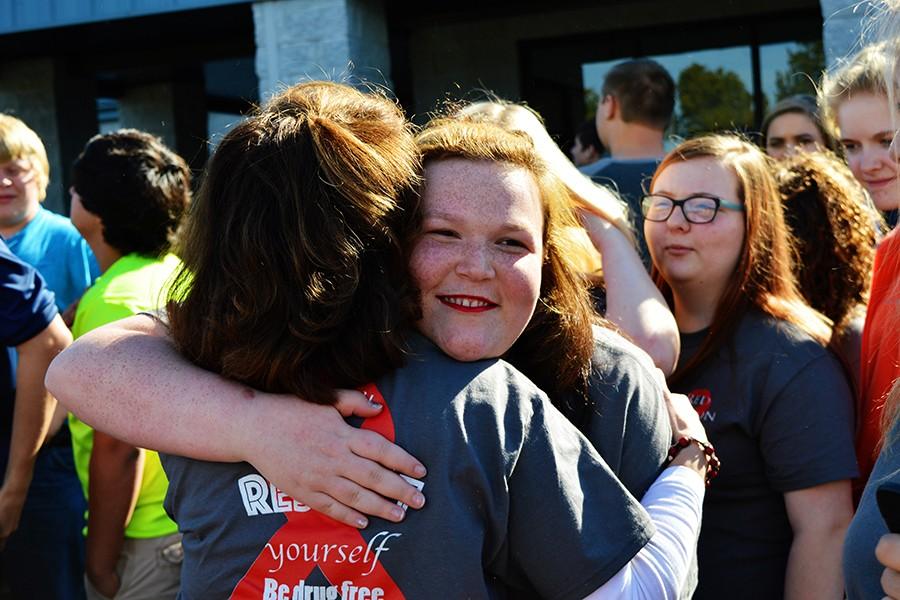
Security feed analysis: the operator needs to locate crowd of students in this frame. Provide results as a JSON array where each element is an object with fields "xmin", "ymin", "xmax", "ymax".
[{"xmin": 1, "ymin": 3, "xmax": 900, "ymax": 600}]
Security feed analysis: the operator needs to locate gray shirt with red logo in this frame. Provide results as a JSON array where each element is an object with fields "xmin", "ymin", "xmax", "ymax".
[
  {"xmin": 162, "ymin": 333, "xmax": 654, "ymax": 600},
  {"xmin": 675, "ymin": 309, "xmax": 858, "ymax": 600}
]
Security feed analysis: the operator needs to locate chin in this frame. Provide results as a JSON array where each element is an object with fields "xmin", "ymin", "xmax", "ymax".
[
  {"xmin": 441, "ymin": 339, "xmax": 502, "ymax": 363},
  {"xmin": 873, "ymin": 192, "xmax": 900, "ymax": 213}
]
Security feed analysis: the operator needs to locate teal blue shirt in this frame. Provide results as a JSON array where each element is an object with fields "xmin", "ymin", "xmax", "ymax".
[{"xmin": 4, "ymin": 206, "xmax": 98, "ymax": 311}]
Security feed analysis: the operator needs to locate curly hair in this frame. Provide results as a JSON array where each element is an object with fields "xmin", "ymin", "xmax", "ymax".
[
  {"xmin": 166, "ymin": 81, "xmax": 421, "ymax": 405},
  {"xmin": 773, "ymin": 151, "xmax": 875, "ymax": 331},
  {"xmin": 415, "ymin": 117, "xmax": 597, "ymax": 402},
  {"xmin": 72, "ymin": 129, "xmax": 190, "ymax": 257}
]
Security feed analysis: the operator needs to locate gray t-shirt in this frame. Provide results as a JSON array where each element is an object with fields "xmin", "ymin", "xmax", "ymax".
[
  {"xmin": 162, "ymin": 333, "xmax": 654, "ymax": 600},
  {"xmin": 575, "ymin": 326, "xmax": 671, "ymax": 499},
  {"xmin": 844, "ymin": 416, "xmax": 900, "ymax": 599},
  {"xmin": 674, "ymin": 310, "xmax": 858, "ymax": 600}
]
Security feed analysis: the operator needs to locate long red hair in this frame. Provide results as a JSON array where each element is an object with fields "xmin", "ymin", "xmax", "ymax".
[{"xmin": 651, "ymin": 135, "xmax": 831, "ymax": 386}]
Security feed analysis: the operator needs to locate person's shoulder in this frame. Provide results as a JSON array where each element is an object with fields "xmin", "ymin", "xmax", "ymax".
[
  {"xmin": 579, "ymin": 157, "xmax": 613, "ymax": 177},
  {"xmin": 737, "ymin": 310, "xmax": 841, "ymax": 384},
  {"xmin": 31, "ymin": 208, "xmax": 89, "ymax": 251},
  {"xmin": 875, "ymin": 226, "xmax": 900, "ymax": 270},
  {"xmin": 881, "ymin": 225, "xmax": 900, "ymax": 249},
  {"xmin": 33, "ymin": 207, "xmax": 79, "ymax": 237},
  {"xmin": 83, "ymin": 255, "xmax": 174, "ymax": 305},
  {"xmin": 738, "ymin": 309, "xmax": 821, "ymax": 349},
  {"xmin": 596, "ymin": 156, "xmax": 661, "ymax": 171},
  {"xmin": 591, "ymin": 325, "xmax": 657, "ymax": 374},
  {"xmin": 399, "ymin": 335, "xmax": 549, "ymax": 408}
]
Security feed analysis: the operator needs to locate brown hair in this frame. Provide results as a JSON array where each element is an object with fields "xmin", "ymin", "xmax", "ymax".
[
  {"xmin": 773, "ymin": 151, "xmax": 875, "ymax": 330},
  {"xmin": 652, "ymin": 135, "xmax": 832, "ymax": 387},
  {"xmin": 761, "ymin": 94, "xmax": 839, "ymax": 154},
  {"xmin": 72, "ymin": 129, "xmax": 190, "ymax": 257},
  {"xmin": 455, "ymin": 100, "xmax": 635, "ymax": 263},
  {"xmin": 602, "ymin": 59, "xmax": 676, "ymax": 130},
  {"xmin": 415, "ymin": 118, "xmax": 597, "ymax": 402},
  {"xmin": 166, "ymin": 81, "xmax": 421, "ymax": 405}
]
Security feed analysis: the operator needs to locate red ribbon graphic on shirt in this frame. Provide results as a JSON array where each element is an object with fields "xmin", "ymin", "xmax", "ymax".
[
  {"xmin": 688, "ymin": 388, "xmax": 713, "ymax": 418},
  {"xmin": 231, "ymin": 384, "xmax": 406, "ymax": 600}
]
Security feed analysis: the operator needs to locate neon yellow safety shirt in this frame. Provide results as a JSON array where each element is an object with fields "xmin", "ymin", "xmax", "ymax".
[{"xmin": 69, "ymin": 252, "xmax": 181, "ymax": 538}]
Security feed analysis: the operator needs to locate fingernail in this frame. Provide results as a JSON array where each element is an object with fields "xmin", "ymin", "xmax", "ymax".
[
  {"xmin": 391, "ymin": 506, "xmax": 405, "ymax": 521},
  {"xmin": 356, "ymin": 517, "xmax": 368, "ymax": 528},
  {"xmin": 411, "ymin": 492, "xmax": 425, "ymax": 508},
  {"xmin": 413, "ymin": 465, "xmax": 426, "ymax": 477},
  {"xmin": 368, "ymin": 397, "xmax": 383, "ymax": 408}
]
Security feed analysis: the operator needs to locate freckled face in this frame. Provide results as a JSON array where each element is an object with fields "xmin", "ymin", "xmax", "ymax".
[
  {"xmin": 837, "ymin": 93, "xmax": 900, "ymax": 212},
  {"xmin": 765, "ymin": 112, "xmax": 825, "ymax": 160},
  {"xmin": 410, "ymin": 158, "xmax": 544, "ymax": 362},
  {"xmin": 0, "ymin": 159, "xmax": 41, "ymax": 233}
]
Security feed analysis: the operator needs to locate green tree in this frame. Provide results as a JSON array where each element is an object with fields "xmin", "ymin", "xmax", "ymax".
[
  {"xmin": 584, "ymin": 88, "xmax": 600, "ymax": 121},
  {"xmin": 774, "ymin": 41, "xmax": 825, "ymax": 100},
  {"xmin": 676, "ymin": 63, "xmax": 754, "ymax": 137}
]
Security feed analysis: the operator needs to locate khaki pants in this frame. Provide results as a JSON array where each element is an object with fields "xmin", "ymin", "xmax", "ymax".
[{"xmin": 85, "ymin": 533, "xmax": 182, "ymax": 600}]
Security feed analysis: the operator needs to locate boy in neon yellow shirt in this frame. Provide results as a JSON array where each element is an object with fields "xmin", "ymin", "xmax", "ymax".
[{"xmin": 68, "ymin": 130, "xmax": 189, "ymax": 600}]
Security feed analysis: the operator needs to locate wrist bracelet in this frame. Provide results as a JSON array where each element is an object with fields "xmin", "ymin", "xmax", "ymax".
[{"xmin": 666, "ymin": 436, "xmax": 721, "ymax": 487}]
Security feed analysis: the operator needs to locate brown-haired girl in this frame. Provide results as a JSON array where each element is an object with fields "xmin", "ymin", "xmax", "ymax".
[
  {"xmin": 49, "ymin": 83, "xmax": 711, "ymax": 598},
  {"xmin": 644, "ymin": 134, "xmax": 857, "ymax": 599}
]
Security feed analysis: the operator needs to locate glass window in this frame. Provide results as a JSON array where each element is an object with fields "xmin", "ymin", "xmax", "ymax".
[
  {"xmin": 97, "ymin": 98, "xmax": 121, "ymax": 134},
  {"xmin": 759, "ymin": 40, "xmax": 824, "ymax": 107},
  {"xmin": 583, "ymin": 46, "xmax": 755, "ymax": 140}
]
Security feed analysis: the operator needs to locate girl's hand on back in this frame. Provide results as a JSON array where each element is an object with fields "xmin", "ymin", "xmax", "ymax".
[{"xmin": 238, "ymin": 388, "xmax": 427, "ymax": 529}]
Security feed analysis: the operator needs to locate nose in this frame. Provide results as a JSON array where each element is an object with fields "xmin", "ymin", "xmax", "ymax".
[
  {"xmin": 665, "ymin": 203, "xmax": 691, "ymax": 231},
  {"xmin": 455, "ymin": 242, "xmax": 495, "ymax": 280},
  {"xmin": 861, "ymin": 148, "xmax": 884, "ymax": 173}
]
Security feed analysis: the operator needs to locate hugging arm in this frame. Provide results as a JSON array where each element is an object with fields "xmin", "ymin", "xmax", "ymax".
[
  {"xmin": 45, "ymin": 314, "xmax": 426, "ymax": 528},
  {"xmin": 580, "ymin": 210, "xmax": 680, "ymax": 375},
  {"xmin": 586, "ymin": 465, "xmax": 704, "ymax": 599}
]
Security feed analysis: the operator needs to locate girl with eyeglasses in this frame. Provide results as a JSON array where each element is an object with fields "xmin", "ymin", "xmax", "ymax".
[{"xmin": 643, "ymin": 134, "xmax": 857, "ymax": 599}]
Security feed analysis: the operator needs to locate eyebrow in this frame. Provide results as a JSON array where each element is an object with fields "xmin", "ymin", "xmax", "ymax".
[{"xmin": 649, "ymin": 190, "xmax": 719, "ymax": 198}]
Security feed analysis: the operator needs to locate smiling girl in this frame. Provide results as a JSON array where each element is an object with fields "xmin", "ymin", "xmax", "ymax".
[
  {"xmin": 823, "ymin": 43, "xmax": 899, "ymax": 225},
  {"xmin": 48, "ymin": 83, "xmax": 710, "ymax": 599}
]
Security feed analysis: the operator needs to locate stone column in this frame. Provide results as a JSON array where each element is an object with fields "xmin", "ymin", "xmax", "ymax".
[
  {"xmin": 0, "ymin": 58, "xmax": 97, "ymax": 215},
  {"xmin": 118, "ymin": 70, "xmax": 208, "ymax": 170},
  {"xmin": 252, "ymin": 0, "xmax": 391, "ymax": 102}
]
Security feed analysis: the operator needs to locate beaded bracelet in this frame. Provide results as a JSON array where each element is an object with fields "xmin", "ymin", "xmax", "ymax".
[{"xmin": 666, "ymin": 436, "xmax": 721, "ymax": 487}]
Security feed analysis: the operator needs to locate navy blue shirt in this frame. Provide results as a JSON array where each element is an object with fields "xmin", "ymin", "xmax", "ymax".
[
  {"xmin": 0, "ymin": 239, "xmax": 57, "ymax": 471},
  {"xmin": 582, "ymin": 157, "xmax": 661, "ymax": 268}
]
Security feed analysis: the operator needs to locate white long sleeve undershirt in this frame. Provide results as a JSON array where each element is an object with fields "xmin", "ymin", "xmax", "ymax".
[{"xmin": 585, "ymin": 465, "xmax": 705, "ymax": 600}]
